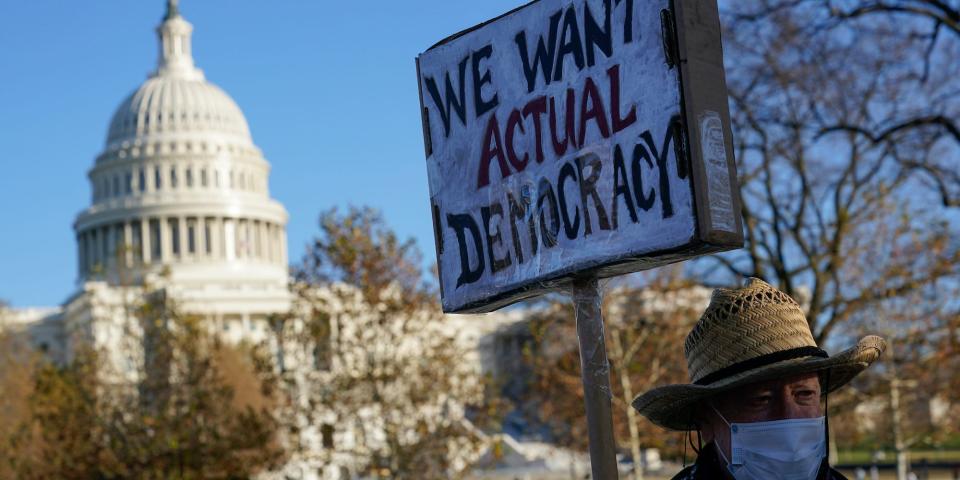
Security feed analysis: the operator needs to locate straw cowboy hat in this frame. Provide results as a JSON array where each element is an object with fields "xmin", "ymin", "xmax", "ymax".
[{"xmin": 632, "ymin": 278, "xmax": 886, "ymax": 431}]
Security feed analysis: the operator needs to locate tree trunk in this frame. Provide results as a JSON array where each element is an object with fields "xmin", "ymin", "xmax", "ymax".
[
  {"xmin": 611, "ymin": 333, "xmax": 643, "ymax": 480},
  {"xmin": 890, "ymin": 352, "xmax": 908, "ymax": 480},
  {"xmin": 623, "ymin": 382, "xmax": 644, "ymax": 480},
  {"xmin": 829, "ymin": 423, "xmax": 839, "ymax": 466}
]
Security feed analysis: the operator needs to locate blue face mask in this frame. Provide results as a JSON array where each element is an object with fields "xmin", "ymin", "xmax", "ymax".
[{"xmin": 712, "ymin": 406, "xmax": 826, "ymax": 480}]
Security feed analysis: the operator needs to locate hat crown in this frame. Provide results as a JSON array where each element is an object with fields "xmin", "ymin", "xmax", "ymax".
[{"xmin": 684, "ymin": 278, "xmax": 816, "ymax": 384}]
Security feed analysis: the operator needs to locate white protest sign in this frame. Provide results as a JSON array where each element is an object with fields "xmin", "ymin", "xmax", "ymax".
[{"xmin": 417, "ymin": 0, "xmax": 741, "ymax": 313}]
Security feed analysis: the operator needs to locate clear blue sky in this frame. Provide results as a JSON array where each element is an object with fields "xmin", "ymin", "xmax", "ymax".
[{"xmin": 0, "ymin": 0, "xmax": 522, "ymax": 307}]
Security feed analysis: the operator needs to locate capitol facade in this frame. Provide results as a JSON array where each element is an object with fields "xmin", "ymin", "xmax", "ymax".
[
  {"xmin": 6, "ymin": 1, "xmax": 293, "ymax": 366},
  {"xmin": 0, "ymin": 2, "xmax": 330, "ymax": 477},
  {"xmin": 77, "ymin": 0, "xmax": 291, "ymax": 318},
  {"xmin": 0, "ymin": 2, "xmax": 528, "ymax": 479}
]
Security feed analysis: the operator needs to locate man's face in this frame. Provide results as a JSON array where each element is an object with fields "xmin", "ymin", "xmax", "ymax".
[{"xmin": 700, "ymin": 371, "xmax": 823, "ymax": 461}]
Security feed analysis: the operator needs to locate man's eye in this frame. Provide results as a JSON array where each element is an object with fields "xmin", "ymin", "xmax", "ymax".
[
  {"xmin": 796, "ymin": 390, "xmax": 816, "ymax": 399},
  {"xmin": 749, "ymin": 395, "xmax": 771, "ymax": 407}
]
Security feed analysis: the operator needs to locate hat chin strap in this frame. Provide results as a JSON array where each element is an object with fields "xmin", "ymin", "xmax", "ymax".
[{"xmin": 823, "ymin": 370, "xmax": 832, "ymax": 474}]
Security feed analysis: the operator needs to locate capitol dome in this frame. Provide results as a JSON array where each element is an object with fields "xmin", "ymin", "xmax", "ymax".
[
  {"xmin": 74, "ymin": 0, "xmax": 290, "ymax": 302},
  {"xmin": 104, "ymin": 0, "xmax": 252, "ymax": 149},
  {"xmin": 106, "ymin": 76, "xmax": 252, "ymax": 146}
]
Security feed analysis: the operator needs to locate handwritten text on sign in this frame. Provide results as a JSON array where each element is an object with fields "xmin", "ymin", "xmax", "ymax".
[{"xmin": 418, "ymin": 0, "xmax": 695, "ymax": 312}]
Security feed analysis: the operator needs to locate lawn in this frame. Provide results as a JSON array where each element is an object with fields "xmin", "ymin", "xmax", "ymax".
[{"xmin": 837, "ymin": 449, "xmax": 960, "ymax": 465}]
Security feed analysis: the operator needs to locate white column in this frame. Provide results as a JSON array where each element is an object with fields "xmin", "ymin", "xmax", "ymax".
[
  {"xmin": 255, "ymin": 220, "xmax": 264, "ymax": 260},
  {"xmin": 267, "ymin": 226, "xmax": 280, "ymax": 264},
  {"xmin": 89, "ymin": 230, "xmax": 98, "ymax": 272},
  {"xmin": 122, "ymin": 222, "xmax": 132, "ymax": 267},
  {"xmin": 247, "ymin": 220, "xmax": 254, "ymax": 259},
  {"xmin": 112, "ymin": 224, "xmax": 121, "ymax": 267},
  {"xmin": 208, "ymin": 217, "xmax": 215, "ymax": 258},
  {"xmin": 224, "ymin": 218, "xmax": 235, "ymax": 261},
  {"xmin": 264, "ymin": 223, "xmax": 273, "ymax": 263},
  {"xmin": 101, "ymin": 226, "xmax": 110, "ymax": 268},
  {"xmin": 245, "ymin": 219, "xmax": 252, "ymax": 259},
  {"xmin": 161, "ymin": 216, "xmax": 172, "ymax": 263},
  {"xmin": 86, "ymin": 230, "xmax": 95, "ymax": 271},
  {"xmin": 78, "ymin": 233, "xmax": 86, "ymax": 277},
  {"xmin": 262, "ymin": 223, "xmax": 270, "ymax": 263},
  {"xmin": 221, "ymin": 217, "xmax": 229, "ymax": 259},
  {"xmin": 199, "ymin": 217, "xmax": 208, "ymax": 260},
  {"xmin": 141, "ymin": 218, "xmax": 152, "ymax": 264},
  {"xmin": 237, "ymin": 219, "xmax": 246, "ymax": 259},
  {"xmin": 237, "ymin": 219, "xmax": 245, "ymax": 259},
  {"xmin": 251, "ymin": 220, "xmax": 259, "ymax": 260},
  {"xmin": 223, "ymin": 217, "xmax": 231, "ymax": 260},
  {"xmin": 98, "ymin": 228, "xmax": 106, "ymax": 269},
  {"xmin": 179, "ymin": 216, "xmax": 188, "ymax": 260},
  {"xmin": 249, "ymin": 220, "xmax": 256, "ymax": 259},
  {"xmin": 262, "ymin": 222, "xmax": 270, "ymax": 261},
  {"xmin": 211, "ymin": 217, "xmax": 221, "ymax": 260},
  {"xmin": 100, "ymin": 225, "xmax": 116, "ymax": 269},
  {"xmin": 280, "ymin": 229, "xmax": 288, "ymax": 267},
  {"xmin": 146, "ymin": 165, "xmax": 155, "ymax": 193},
  {"xmin": 276, "ymin": 226, "xmax": 283, "ymax": 265}
]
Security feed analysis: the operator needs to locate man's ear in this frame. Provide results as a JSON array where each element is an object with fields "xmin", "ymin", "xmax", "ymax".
[
  {"xmin": 690, "ymin": 401, "xmax": 706, "ymax": 427},
  {"xmin": 692, "ymin": 401, "xmax": 715, "ymax": 441}
]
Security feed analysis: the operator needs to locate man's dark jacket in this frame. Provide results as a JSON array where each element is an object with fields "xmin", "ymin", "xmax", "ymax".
[{"xmin": 670, "ymin": 442, "xmax": 849, "ymax": 480}]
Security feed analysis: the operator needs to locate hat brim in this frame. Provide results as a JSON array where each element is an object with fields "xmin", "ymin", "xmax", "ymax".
[{"xmin": 632, "ymin": 335, "xmax": 886, "ymax": 431}]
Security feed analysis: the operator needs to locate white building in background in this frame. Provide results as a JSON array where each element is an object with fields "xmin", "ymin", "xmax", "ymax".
[
  {"xmin": 0, "ymin": 2, "xmax": 709, "ymax": 479},
  {"xmin": 0, "ymin": 3, "xmax": 520, "ymax": 479},
  {"xmin": 74, "ymin": 0, "xmax": 291, "ymax": 339},
  {"xmin": 1, "ymin": 0, "xmax": 308, "ymax": 474},
  {"xmin": 14, "ymin": 1, "xmax": 292, "ymax": 362}
]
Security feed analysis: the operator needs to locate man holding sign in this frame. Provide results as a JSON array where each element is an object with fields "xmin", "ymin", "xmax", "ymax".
[
  {"xmin": 633, "ymin": 279, "xmax": 886, "ymax": 480},
  {"xmin": 417, "ymin": 0, "xmax": 741, "ymax": 477}
]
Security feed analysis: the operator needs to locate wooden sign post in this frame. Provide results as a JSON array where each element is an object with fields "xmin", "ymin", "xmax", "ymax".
[
  {"xmin": 416, "ymin": 0, "xmax": 739, "ymax": 476},
  {"xmin": 573, "ymin": 276, "xmax": 619, "ymax": 478}
]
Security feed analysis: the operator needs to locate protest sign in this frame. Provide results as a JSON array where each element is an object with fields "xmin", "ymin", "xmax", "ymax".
[{"xmin": 417, "ymin": 0, "xmax": 740, "ymax": 313}]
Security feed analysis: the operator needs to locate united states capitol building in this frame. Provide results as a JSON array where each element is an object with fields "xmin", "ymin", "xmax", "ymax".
[
  {"xmin": 1, "ymin": 3, "xmax": 712, "ymax": 479},
  {"xmin": 5, "ymin": 1, "xmax": 291, "ymax": 371},
  {"xmin": 0, "ymin": 2, "xmax": 528, "ymax": 478}
]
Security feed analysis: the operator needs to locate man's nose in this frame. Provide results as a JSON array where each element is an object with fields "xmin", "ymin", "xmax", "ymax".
[{"xmin": 774, "ymin": 395, "xmax": 805, "ymax": 420}]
